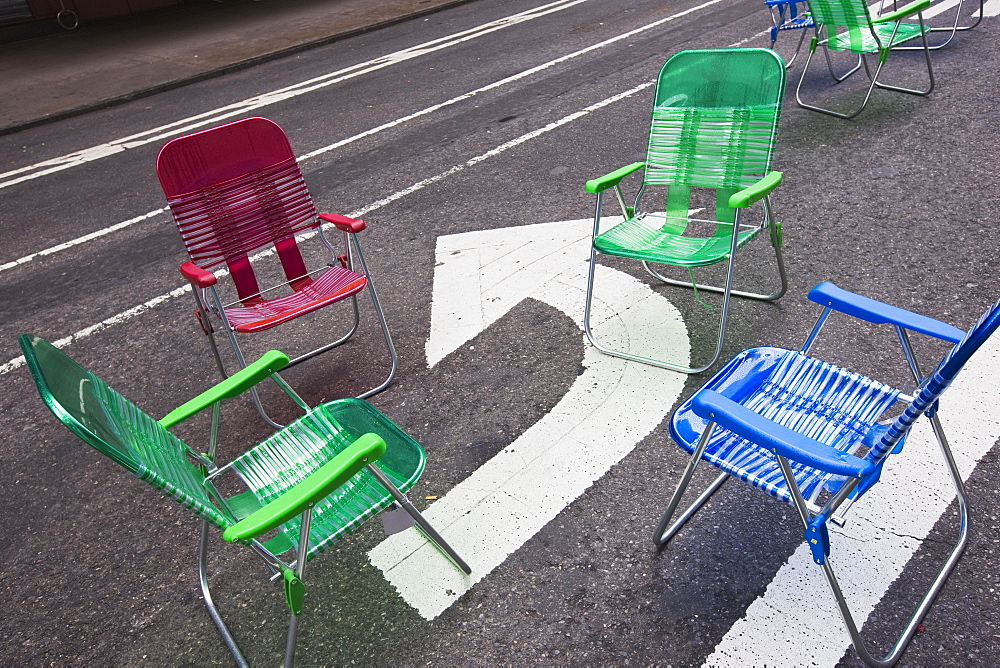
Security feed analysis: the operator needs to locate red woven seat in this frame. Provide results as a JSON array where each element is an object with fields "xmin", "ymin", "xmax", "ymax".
[{"xmin": 157, "ymin": 117, "xmax": 396, "ymax": 425}]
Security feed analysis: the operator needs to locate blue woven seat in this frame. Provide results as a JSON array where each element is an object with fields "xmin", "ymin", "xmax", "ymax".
[
  {"xmin": 655, "ymin": 281, "xmax": 1000, "ymax": 666},
  {"xmin": 671, "ymin": 346, "xmax": 901, "ymax": 506}
]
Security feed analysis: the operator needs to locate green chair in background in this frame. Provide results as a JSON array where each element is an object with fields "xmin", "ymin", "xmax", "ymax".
[
  {"xmin": 584, "ymin": 48, "xmax": 788, "ymax": 374},
  {"xmin": 796, "ymin": 0, "xmax": 935, "ymax": 119},
  {"xmin": 20, "ymin": 334, "xmax": 470, "ymax": 667}
]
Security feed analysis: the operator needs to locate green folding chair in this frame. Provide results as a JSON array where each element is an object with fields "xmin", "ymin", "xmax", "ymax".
[
  {"xmin": 20, "ymin": 334, "xmax": 470, "ymax": 667},
  {"xmin": 795, "ymin": 0, "xmax": 934, "ymax": 119},
  {"xmin": 584, "ymin": 48, "xmax": 788, "ymax": 374}
]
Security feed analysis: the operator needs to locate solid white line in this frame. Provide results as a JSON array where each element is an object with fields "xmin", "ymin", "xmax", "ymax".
[
  {"xmin": 0, "ymin": 0, "xmax": 589, "ymax": 191},
  {"xmin": 979, "ymin": 0, "xmax": 1000, "ymax": 17},
  {"xmin": 1, "ymin": 0, "xmax": 727, "ymax": 275},
  {"xmin": 2, "ymin": 79, "xmax": 655, "ymax": 377}
]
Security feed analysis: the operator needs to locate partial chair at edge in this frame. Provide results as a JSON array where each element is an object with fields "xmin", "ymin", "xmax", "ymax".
[
  {"xmin": 795, "ymin": 0, "xmax": 935, "ymax": 119},
  {"xmin": 584, "ymin": 48, "xmax": 788, "ymax": 374},
  {"xmin": 156, "ymin": 117, "xmax": 396, "ymax": 427},
  {"xmin": 653, "ymin": 281, "xmax": 997, "ymax": 666}
]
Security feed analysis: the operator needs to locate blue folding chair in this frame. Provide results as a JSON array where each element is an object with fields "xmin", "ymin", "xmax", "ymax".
[
  {"xmin": 766, "ymin": 0, "xmax": 814, "ymax": 67},
  {"xmin": 654, "ymin": 281, "xmax": 998, "ymax": 666}
]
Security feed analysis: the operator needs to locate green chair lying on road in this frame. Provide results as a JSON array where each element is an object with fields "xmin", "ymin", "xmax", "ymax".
[
  {"xmin": 20, "ymin": 334, "xmax": 470, "ymax": 667},
  {"xmin": 584, "ymin": 48, "xmax": 788, "ymax": 374},
  {"xmin": 796, "ymin": 0, "xmax": 935, "ymax": 118}
]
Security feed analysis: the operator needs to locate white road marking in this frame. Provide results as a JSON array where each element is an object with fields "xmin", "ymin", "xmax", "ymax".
[
  {"xmin": 1, "ymin": 0, "xmax": 727, "ymax": 275},
  {"xmin": 703, "ymin": 334, "xmax": 1000, "ymax": 665},
  {"xmin": 368, "ymin": 218, "xmax": 689, "ymax": 619},
  {"xmin": 979, "ymin": 0, "xmax": 1000, "ymax": 17},
  {"xmin": 0, "ymin": 0, "xmax": 589, "ymax": 191},
  {"xmin": 1, "ymin": 81, "xmax": 654, "ymax": 376}
]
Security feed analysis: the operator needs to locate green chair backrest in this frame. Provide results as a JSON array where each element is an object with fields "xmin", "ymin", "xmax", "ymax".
[
  {"xmin": 20, "ymin": 334, "xmax": 231, "ymax": 530},
  {"xmin": 644, "ymin": 48, "xmax": 786, "ymax": 228},
  {"xmin": 807, "ymin": 0, "xmax": 874, "ymax": 33}
]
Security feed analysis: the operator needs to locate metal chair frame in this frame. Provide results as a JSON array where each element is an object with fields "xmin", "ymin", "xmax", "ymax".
[
  {"xmin": 584, "ymin": 184, "xmax": 787, "ymax": 374},
  {"xmin": 795, "ymin": 0, "xmax": 935, "ymax": 119},
  {"xmin": 652, "ymin": 282, "xmax": 997, "ymax": 666},
  {"xmin": 880, "ymin": 0, "xmax": 984, "ymax": 49}
]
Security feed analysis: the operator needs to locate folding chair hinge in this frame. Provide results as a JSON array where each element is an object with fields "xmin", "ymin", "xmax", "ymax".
[
  {"xmin": 337, "ymin": 254, "xmax": 349, "ymax": 269},
  {"xmin": 773, "ymin": 220, "xmax": 783, "ymax": 248},
  {"xmin": 804, "ymin": 520, "xmax": 831, "ymax": 565},
  {"xmin": 878, "ymin": 47, "xmax": 889, "ymax": 65},
  {"xmin": 925, "ymin": 399, "xmax": 939, "ymax": 419},
  {"xmin": 283, "ymin": 568, "xmax": 305, "ymax": 616},
  {"xmin": 809, "ymin": 36, "xmax": 818, "ymax": 53}
]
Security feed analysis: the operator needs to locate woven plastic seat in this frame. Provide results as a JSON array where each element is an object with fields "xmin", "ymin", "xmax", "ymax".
[
  {"xmin": 795, "ymin": 0, "xmax": 935, "ymax": 118},
  {"xmin": 21, "ymin": 334, "xmax": 469, "ymax": 667},
  {"xmin": 654, "ymin": 281, "xmax": 1000, "ymax": 666},
  {"xmin": 156, "ymin": 117, "xmax": 397, "ymax": 426},
  {"xmin": 584, "ymin": 48, "xmax": 788, "ymax": 374}
]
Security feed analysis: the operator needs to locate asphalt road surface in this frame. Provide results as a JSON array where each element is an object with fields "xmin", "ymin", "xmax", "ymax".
[{"xmin": 2, "ymin": 0, "xmax": 999, "ymax": 665}]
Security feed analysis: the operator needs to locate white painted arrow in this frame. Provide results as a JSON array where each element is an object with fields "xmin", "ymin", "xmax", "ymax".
[{"xmin": 368, "ymin": 218, "xmax": 690, "ymax": 619}]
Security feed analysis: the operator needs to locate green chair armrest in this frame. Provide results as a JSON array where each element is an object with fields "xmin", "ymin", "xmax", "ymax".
[
  {"xmin": 728, "ymin": 171, "xmax": 783, "ymax": 209},
  {"xmin": 873, "ymin": 0, "xmax": 930, "ymax": 23},
  {"xmin": 585, "ymin": 162, "xmax": 645, "ymax": 194},
  {"xmin": 158, "ymin": 350, "xmax": 291, "ymax": 428},
  {"xmin": 222, "ymin": 433, "xmax": 388, "ymax": 542}
]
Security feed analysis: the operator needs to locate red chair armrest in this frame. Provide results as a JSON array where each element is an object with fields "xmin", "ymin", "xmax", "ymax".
[
  {"xmin": 180, "ymin": 261, "xmax": 217, "ymax": 288},
  {"xmin": 319, "ymin": 213, "xmax": 366, "ymax": 233}
]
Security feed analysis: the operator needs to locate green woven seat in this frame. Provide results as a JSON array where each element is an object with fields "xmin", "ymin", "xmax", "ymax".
[
  {"xmin": 20, "ymin": 334, "xmax": 469, "ymax": 667},
  {"xmin": 795, "ymin": 0, "xmax": 935, "ymax": 118},
  {"xmin": 584, "ymin": 48, "xmax": 788, "ymax": 374}
]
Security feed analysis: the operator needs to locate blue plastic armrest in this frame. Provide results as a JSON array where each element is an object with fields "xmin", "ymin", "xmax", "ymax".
[
  {"xmin": 808, "ymin": 282, "xmax": 965, "ymax": 344},
  {"xmin": 691, "ymin": 390, "xmax": 874, "ymax": 478}
]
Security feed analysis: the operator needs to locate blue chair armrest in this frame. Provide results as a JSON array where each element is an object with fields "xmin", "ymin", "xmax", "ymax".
[
  {"xmin": 808, "ymin": 282, "xmax": 965, "ymax": 344},
  {"xmin": 690, "ymin": 390, "xmax": 875, "ymax": 478}
]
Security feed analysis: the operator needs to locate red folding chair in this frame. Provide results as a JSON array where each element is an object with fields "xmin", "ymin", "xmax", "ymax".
[{"xmin": 157, "ymin": 117, "xmax": 396, "ymax": 426}]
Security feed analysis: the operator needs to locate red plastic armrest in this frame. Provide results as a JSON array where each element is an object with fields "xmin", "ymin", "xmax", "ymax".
[
  {"xmin": 180, "ymin": 261, "xmax": 217, "ymax": 289},
  {"xmin": 319, "ymin": 213, "xmax": 366, "ymax": 233}
]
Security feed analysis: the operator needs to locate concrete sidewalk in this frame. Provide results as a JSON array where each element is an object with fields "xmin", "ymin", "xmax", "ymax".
[{"xmin": 0, "ymin": 0, "xmax": 475, "ymax": 134}]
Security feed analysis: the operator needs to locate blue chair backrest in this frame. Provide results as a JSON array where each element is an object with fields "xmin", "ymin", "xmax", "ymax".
[{"xmin": 871, "ymin": 298, "xmax": 1000, "ymax": 460}]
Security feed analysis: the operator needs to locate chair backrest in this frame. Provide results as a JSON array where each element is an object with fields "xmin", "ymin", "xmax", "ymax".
[
  {"xmin": 806, "ymin": 0, "xmax": 876, "ymax": 46},
  {"xmin": 870, "ymin": 298, "xmax": 1000, "ymax": 460},
  {"xmin": 643, "ymin": 48, "xmax": 786, "ymax": 227},
  {"xmin": 156, "ymin": 117, "xmax": 318, "ymax": 303},
  {"xmin": 19, "ymin": 334, "xmax": 231, "ymax": 529}
]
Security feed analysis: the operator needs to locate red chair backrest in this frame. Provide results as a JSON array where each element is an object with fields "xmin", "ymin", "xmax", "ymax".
[{"xmin": 156, "ymin": 117, "xmax": 317, "ymax": 303}]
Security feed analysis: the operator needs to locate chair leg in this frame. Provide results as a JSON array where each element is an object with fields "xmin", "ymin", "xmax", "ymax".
[
  {"xmin": 351, "ymin": 237, "xmax": 398, "ymax": 400},
  {"xmin": 198, "ymin": 520, "xmax": 250, "ymax": 668},
  {"xmin": 654, "ymin": 423, "xmax": 730, "ymax": 546},
  {"xmin": 797, "ymin": 44, "xmax": 883, "ymax": 119},
  {"xmin": 366, "ymin": 464, "xmax": 472, "ymax": 574},
  {"xmin": 871, "ymin": 28, "xmax": 934, "ymax": 96}
]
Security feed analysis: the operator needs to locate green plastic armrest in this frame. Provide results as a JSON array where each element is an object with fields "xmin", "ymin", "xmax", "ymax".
[
  {"xmin": 873, "ymin": 0, "xmax": 930, "ymax": 22},
  {"xmin": 728, "ymin": 171, "xmax": 783, "ymax": 209},
  {"xmin": 222, "ymin": 433, "xmax": 388, "ymax": 542},
  {"xmin": 585, "ymin": 162, "xmax": 645, "ymax": 194},
  {"xmin": 158, "ymin": 350, "xmax": 291, "ymax": 428}
]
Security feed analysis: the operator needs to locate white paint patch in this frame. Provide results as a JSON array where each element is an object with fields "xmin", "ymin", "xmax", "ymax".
[
  {"xmin": 703, "ymin": 334, "xmax": 1000, "ymax": 666},
  {"xmin": 0, "ymin": 0, "xmax": 589, "ymax": 191},
  {"xmin": 368, "ymin": 219, "xmax": 689, "ymax": 620}
]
